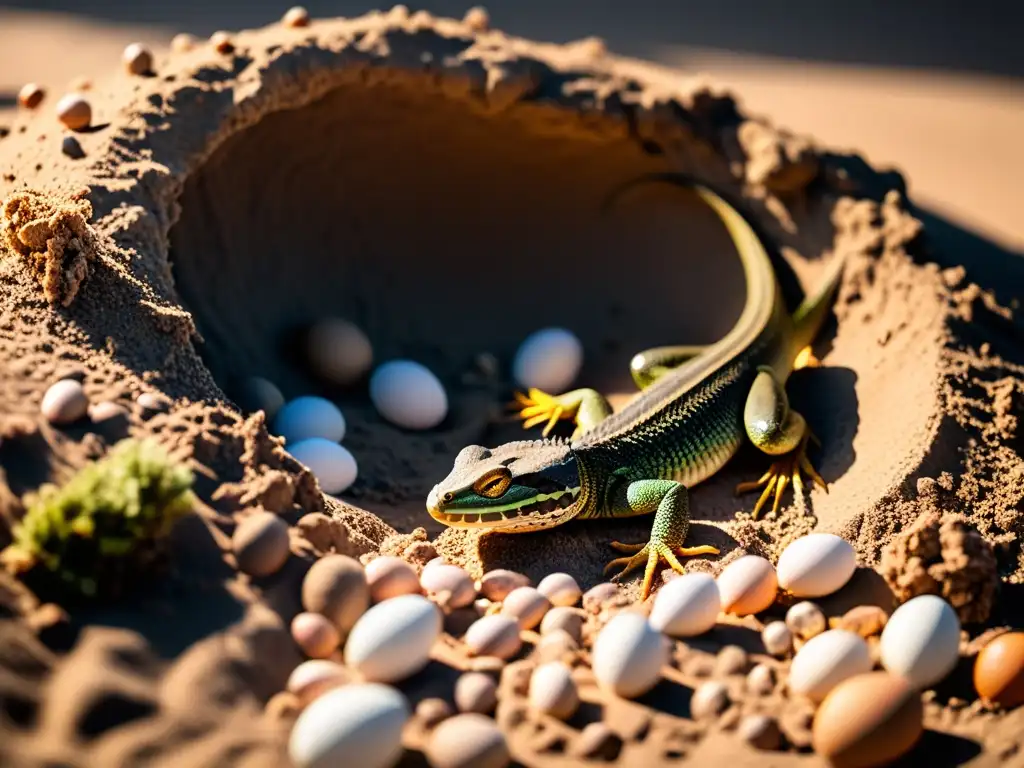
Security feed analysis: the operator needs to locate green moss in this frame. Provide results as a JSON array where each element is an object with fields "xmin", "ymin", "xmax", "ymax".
[{"xmin": 0, "ymin": 438, "xmax": 195, "ymax": 599}]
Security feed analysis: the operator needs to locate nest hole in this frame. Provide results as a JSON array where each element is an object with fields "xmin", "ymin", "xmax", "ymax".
[{"xmin": 168, "ymin": 76, "xmax": 746, "ymax": 531}]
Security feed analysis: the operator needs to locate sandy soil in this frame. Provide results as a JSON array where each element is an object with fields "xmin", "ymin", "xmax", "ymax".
[{"xmin": 0, "ymin": 6, "xmax": 1022, "ymax": 768}]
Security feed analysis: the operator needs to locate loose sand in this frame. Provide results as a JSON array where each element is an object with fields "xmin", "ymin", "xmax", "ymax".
[{"xmin": 0, "ymin": 7, "xmax": 1022, "ymax": 767}]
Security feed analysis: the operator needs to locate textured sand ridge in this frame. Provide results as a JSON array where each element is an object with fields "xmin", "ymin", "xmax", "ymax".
[{"xmin": 0, "ymin": 7, "xmax": 1022, "ymax": 767}]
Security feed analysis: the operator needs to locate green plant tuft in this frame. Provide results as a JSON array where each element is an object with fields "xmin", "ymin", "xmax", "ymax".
[{"xmin": 0, "ymin": 438, "xmax": 195, "ymax": 599}]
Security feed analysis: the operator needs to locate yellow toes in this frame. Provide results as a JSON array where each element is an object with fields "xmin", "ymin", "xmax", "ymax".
[
  {"xmin": 510, "ymin": 388, "xmax": 577, "ymax": 437},
  {"xmin": 794, "ymin": 346, "xmax": 822, "ymax": 370},
  {"xmin": 739, "ymin": 434, "xmax": 828, "ymax": 518},
  {"xmin": 605, "ymin": 541, "xmax": 720, "ymax": 601}
]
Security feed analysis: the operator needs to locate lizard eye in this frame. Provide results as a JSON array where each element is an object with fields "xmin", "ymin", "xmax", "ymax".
[
  {"xmin": 442, "ymin": 492, "xmax": 455, "ymax": 503},
  {"xmin": 473, "ymin": 468, "xmax": 512, "ymax": 499}
]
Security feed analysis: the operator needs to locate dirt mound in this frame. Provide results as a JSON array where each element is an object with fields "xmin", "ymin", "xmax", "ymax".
[{"xmin": 0, "ymin": 8, "xmax": 1021, "ymax": 767}]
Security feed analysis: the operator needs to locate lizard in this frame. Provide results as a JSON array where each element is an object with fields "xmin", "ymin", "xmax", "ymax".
[{"xmin": 425, "ymin": 174, "xmax": 846, "ymax": 599}]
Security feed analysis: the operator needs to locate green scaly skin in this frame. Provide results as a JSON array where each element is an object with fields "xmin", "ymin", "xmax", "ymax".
[{"xmin": 427, "ymin": 175, "xmax": 846, "ymax": 599}]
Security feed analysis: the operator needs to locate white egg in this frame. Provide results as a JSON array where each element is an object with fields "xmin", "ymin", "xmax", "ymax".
[
  {"xmin": 274, "ymin": 395, "xmax": 346, "ymax": 443},
  {"xmin": 777, "ymin": 533, "xmax": 857, "ymax": 598},
  {"xmin": 369, "ymin": 360, "xmax": 448, "ymax": 430},
  {"xmin": 592, "ymin": 611, "xmax": 667, "ymax": 698},
  {"xmin": 528, "ymin": 661, "xmax": 579, "ymax": 720},
  {"xmin": 344, "ymin": 594, "xmax": 442, "ymax": 683},
  {"xmin": 512, "ymin": 327, "xmax": 583, "ymax": 392},
  {"xmin": 289, "ymin": 438, "xmax": 358, "ymax": 494},
  {"xmin": 648, "ymin": 573, "xmax": 721, "ymax": 637},
  {"xmin": 716, "ymin": 555, "xmax": 778, "ymax": 616},
  {"xmin": 288, "ymin": 682, "xmax": 409, "ymax": 768},
  {"xmin": 789, "ymin": 629, "xmax": 873, "ymax": 703},
  {"xmin": 880, "ymin": 594, "xmax": 961, "ymax": 690}
]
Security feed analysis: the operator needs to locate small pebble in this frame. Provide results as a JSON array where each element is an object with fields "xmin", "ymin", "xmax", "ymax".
[
  {"xmin": 68, "ymin": 77, "xmax": 92, "ymax": 92},
  {"xmin": 365, "ymin": 556, "xmax": 421, "ymax": 602},
  {"xmin": 812, "ymin": 672, "xmax": 923, "ymax": 768},
  {"xmin": 454, "ymin": 672, "xmax": 498, "ymax": 714},
  {"xmin": 275, "ymin": 396, "xmax": 346, "ymax": 444},
  {"xmin": 211, "ymin": 31, "xmax": 235, "ymax": 54},
  {"xmin": 571, "ymin": 722, "xmax": 621, "ymax": 760},
  {"xmin": 464, "ymin": 614, "xmax": 522, "ymax": 660},
  {"xmin": 122, "ymin": 43, "xmax": 153, "ymax": 75},
  {"xmin": 463, "ymin": 6, "xmax": 490, "ymax": 31},
  {"xmin": 171, "ymin": 32, "xmax": 196, "ymax": 52},
  {"xmin": 691, "ymin": 680, "xmax": 729, "ymax": 720},
  {"xmin": 55, "ymin": 93, "xmax": 91, "ymax": 131},
  {"xmin": 716, "ymin": 555, "xmax": 778, "ymax": 616},
  {"xmin": 537, "ymin": 572, "xmax": 581, "ymax": 607},
  {"xmin": 592, "ymin": 611, "xmax": 666, "ymax": 698},
  {"xmin": 344, "ymin": 594, "xmax": 441, "ymax": 683},
  {"xmin": 421, "ymin": 563, "xmax": 476, "ymax": 609},
  {"xmin": 369, "ymin": 360, "xmax": 448, "ymax": 430},
  {"xmin": 535, "ymin": 628, "xmax": 578, "ymax": 664},
  {"xmin": 61, "ymin": 136, "xmax": 85, "ymax": 159},
  {"xmin": 305, "ymin": 318, "xmax": 373, "ymax": 386},
  {"xmin": 283, "ymin": 5, "xmax": 311, "ymax": 27},
  {"xmin": 265, "ymin": 691, "xmax": 301, "ymax": 722},
  {"xmin": 539, "ymin": 606, "xmax": 584, "ymax": 642},
  {"xmin": 582, "ymin": 582, "xmax": 620, "ymax": 613},
  {"xmin": 746, "ymin": 664, "xmax": 775, "ymax": 696},
  {"xmin": 776, "ymin": 533, "xmax": 858, "ymax": 598},
  {"xmin": 291, "ymin": 612, "xmax": 341, "ymax": 659},
  {"xmin": 290, "ymin": 438, "xmax": 358, "ymax": 495},
  {"xmin": 762, "ymin": 621, "xmax": 794, "ymax": 657},
  {"xmin": 41, "ymin": 379, "xmax": 89, "ymax": 425},
  {"xmin": 834, "ymin": 605, "xmax": 888, "ymax": 637},
  {"xmin": 648, "ymin": 573, "xmax": 720, "ymax": 637},
  {"xmin": 286, "ymin": 659, "xmax": 351, "ymax": 702},
  {"xmin": 790, "ymin": 630, "xmax": 873, "ymax": 703},
  {"xmin": 528, "ymin": 661, "xmax": 579, "ymax": 720},
  {"xmin": 479, "ymin": 569, "xmax": 531, "ymax": 601},
  {"xmin": 18, "ymin": 82, "xmax": 44, "ymax": 109},
  {"xmin": 301, "ymin": 554, "xmax": 369, "ymax": 636},
  {"xmin": 426, "ymin": 713, "xmax": 511, "ymax": 768},
  {"xmin": 88, "ymin": 401, "xmax": 128, "ymax": 424},
  {"xmin": 715, "ymin": 645, "xmax": 749, "ymax": 676},
  {"xmin": 786, "ymin": 601, "xmax": 827, "ymax": 641},
  {"xmin": 501, "ymin": 586, "xmax": 551, "ymax": 630},
  {"xmin": 469, "ymin": 656, "xmax": 507, "ymax": 674},
  {"xmin": 738, "ymin": 714, "xmax": 782, "ymax": 750},
  {"xmin": 512, "ymin": 327, "xmax": 583, "ymax": 393},
  {"xmin": 233, "ymin": 511, "xmax": 291, "ymax": 577},
  {"xmin": 974, "ymin": 631, "xmax": 1024, "ymax": 708},
  {"xmin": 879, "ymin": 594, "xmax": 961, "ymax": 690},
  {"xmin": 288, "ymin": 682, "xmax": 409, "ymax": 768},
  {"xmin": 416, "ymin": 697, "xmax": 452, "ymax": 728},
  {"xmin": 137, "ymin": 392, "xmax": 170, "ymax": 413},
  {"xmin": 236, "ymin": 376, "xmax": 285, "ymax": 420}
]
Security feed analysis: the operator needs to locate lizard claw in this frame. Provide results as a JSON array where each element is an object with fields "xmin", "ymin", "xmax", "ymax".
[
  {"xmin": 510, "ymin": 388, "xmax": 578, "ymax": 438},
  {"xmin": 604, "ymin": 539, "xmax": 720, "ymax": 601},
  {"xmin": 735, "ymin": 431, "xmax": 827, "ymax": 518}
]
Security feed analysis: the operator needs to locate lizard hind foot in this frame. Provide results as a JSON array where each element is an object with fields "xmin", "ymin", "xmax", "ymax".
[
  {"xmin": 735, "ymin": 432, "xmax": 828, "ymax": 518},
  {"xmin": 604, "ymin": 539, "xmax": 721, "ymax": 601},
  {"xmin": 510, "ymin": 388, "xmax": 579, "ymax": 438}
]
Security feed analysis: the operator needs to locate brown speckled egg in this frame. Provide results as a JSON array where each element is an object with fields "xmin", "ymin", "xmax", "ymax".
[
  {"xmin": 974, "ymin": 631, "xmax": 1024, "ymax": 708},
  {"xmin": 812, "ymin": 672, "xmax": 923, "ymax": 768}
]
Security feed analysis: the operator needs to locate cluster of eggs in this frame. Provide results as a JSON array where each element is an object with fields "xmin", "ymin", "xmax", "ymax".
[
  {"xmin": 243, "ymin": 318, "xmax": 584, "ymax": 498},
  {"xmin": 281, "ymin": 553, "xmax": 597, "ymax": 768}
]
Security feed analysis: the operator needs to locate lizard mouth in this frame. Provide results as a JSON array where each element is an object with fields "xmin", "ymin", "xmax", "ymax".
[{"xmin": 429, "ymin": 486, "xmax": 582, "ymax": 530}]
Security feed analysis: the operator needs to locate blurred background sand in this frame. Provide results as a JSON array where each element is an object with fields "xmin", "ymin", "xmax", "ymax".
[{"xmin": 1, "ymin": 1, "xmax": 1022, "ymax": 258}]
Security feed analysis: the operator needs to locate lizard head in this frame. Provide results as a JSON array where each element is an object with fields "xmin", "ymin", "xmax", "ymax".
[{"xmin": 427, "ymin": 438, "xmax": 582, "ymax": 532}]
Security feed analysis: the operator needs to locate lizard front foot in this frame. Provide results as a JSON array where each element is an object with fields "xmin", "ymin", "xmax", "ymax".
[
  {"xmin": 510, "ymin": 387, "xmax": 613, "ymax": 439},
  {"xmin": 511, "ymin": 388, "xmax": 579, "ymax": 438},
  {"xmin": 604, "ymin": 540, "xmax": 720, "ymax": 601},
  {"xmin": 735, "ymin": 431, "xmax": 828, "ymax": 518}
]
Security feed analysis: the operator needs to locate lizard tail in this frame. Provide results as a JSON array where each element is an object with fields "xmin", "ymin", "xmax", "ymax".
[{"xmin": 790, "ymin": 252, "xmax": 847, "ymax": 355}]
